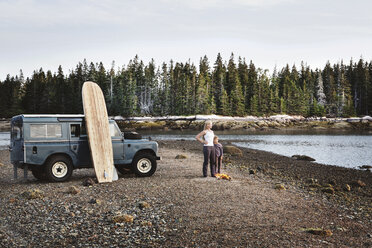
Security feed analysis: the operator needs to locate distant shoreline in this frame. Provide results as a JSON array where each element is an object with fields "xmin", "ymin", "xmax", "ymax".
[{"xmin": 1, "ymin": 115, "xmax": 372, "ymax": 132}]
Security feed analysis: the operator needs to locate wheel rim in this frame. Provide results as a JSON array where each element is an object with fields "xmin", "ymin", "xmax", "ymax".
[
  {"xmin": 52, "ymin": 161, "xmax": 68, "ymax": 178},
  {"xmin": 137, "ymin": 158, "xmax": 152, "ymax": 173}
]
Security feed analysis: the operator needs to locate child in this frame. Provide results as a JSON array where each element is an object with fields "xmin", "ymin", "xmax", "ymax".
[{"xmin": 213, "ymin": 136, "xmax": 223, "ymax": 174}]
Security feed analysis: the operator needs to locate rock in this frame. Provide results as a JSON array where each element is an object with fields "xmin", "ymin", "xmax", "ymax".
[
  {"xmin": 22, "ymin": 189, "xmax": 44, "ymax": 200},
  {"xmin": 249, "ymin": 169, "xmax": 256, "ymax": 175},
  {"xmin": 351, "ymin": 180, "xmax": 366, "ymax": 187},
  {"xmin": 68, "ymin": 186, "xmax": 80, "ymax": 195},
  {"xmin": 83, "ymin": 178, "xmax": 95, "ymax": 186},
  {"xmin": 305, "ymin": 228, "xmax": 333, "ymax": 236},
  {"xmin": 343, "ymin": 184, "xmax": 351, "ymax": 192},
  {"xmin": 89, "ymin": 198, "xmax": 102, "ymax": 205},
  {"xmin": 292, "ymin": 155, "xmax": 316, "ymax": 161},
  {"xmin": 331, "ymin": 122, "xmax": 351, "ymax": 129},
  {"xmin": 275, "ymin": 184, "xmax": 286, "ymax": 190},
  {"xmin": 308, "ymin": 183, "xmax": 322, "ymax": 189},
  {"xmin": 0, "ymin": 162, "xmax": 4, "ymax": 167},
  {"xmin": 328, "ymin": 179, "xmax": 336, "ymax": 186},
  {"xmin": 224, "ymin": 146, "xmax": 243, "ymax": 156},
  {"xmin": 112, "ymin": 214, "xmax": 134, "ymax": 223},
  {"xmin": 138, "ymin": 201, "xmax": 150, "ymax": 209},
  {"xmin": 175, "ymin": 154, "xmax": 187, "ymax": 159},
  {"xmin": 359, "ymin": 165, "xmax": 372, "ymax": 170},
  {"xmin": 321, "ymin": 187, "xmax": 335, "ymax": 194},
  {"xmin": 141, "ymin": 221, "xmax": 152, "ymax": 227},
  {"xmin": 306, "ymin": 178, "xmax": 318, "ymax": 184}
]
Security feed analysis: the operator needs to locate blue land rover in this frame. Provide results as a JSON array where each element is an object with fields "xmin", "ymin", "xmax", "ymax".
[{"xmin": 10, "ymin": 114, "xmax": 160, "ymax": 182}]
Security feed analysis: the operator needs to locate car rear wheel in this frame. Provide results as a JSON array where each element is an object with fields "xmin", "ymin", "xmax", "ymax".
[
  {"xmin": 45, "ymin": 155, "xmax": 73, "ymax": 182},
  {"xmin": 131, "ymin": 153, "xmax": 157, "ymax": 177},
  {"xmin": 31, "ymin": 166, "xmax": 47, "ymax": 181}
]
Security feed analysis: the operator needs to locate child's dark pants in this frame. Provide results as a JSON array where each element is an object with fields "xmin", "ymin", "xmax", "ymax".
[
  {"xmin": 216, "ymin": 156, "xmax": 222, "ymax": 174},
  {"xmin": 203, "ymin": 146, "xmax": 216, "ymax": 177}
]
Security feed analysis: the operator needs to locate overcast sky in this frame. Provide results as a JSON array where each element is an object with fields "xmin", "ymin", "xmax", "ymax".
[{"xmin": 1, "ymin": 0, "xmax": 372, "ymax": 80}]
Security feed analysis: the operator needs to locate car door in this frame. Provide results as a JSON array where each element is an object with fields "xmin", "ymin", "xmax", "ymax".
[
  {"xmin": 109, "ymin": 121, "xmax": 125, "ymax": 163},
  {"xmin": 69, "ymin": 123, "xmax": 91, "ymax": 166}
]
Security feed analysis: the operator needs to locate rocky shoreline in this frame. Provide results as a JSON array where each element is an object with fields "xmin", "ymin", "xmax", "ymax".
[
  {"xmin": 0, "ymin": 140, "xmax": 371, "ymax": 247},
  {"xmin": 116, "ymin": 115, "xmax": 372, "ymax": 132},
  {"xmin": 2, "ymin": 115, "xmax": 372, "ymax": 132}
]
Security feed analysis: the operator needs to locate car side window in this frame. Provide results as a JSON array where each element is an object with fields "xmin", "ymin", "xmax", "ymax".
[
  {"xmin": 30, "ymin": 124, "xmax": 62, "ymax": 138},
  {"xmin": 109, "ymin": 123, "xmax": 121, "ymax": 137},
  {"xmin": 70, "ymin": 124, "xmax": 80, "ymax": 137},
  {"xmin": 11, "ymin": 125, "xmax": 22, "ymax": 140}
]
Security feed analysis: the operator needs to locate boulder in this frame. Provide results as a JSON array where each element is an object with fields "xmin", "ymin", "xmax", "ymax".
[
  {"xmin": 343, "ymin": 184, "xmax": 351, "ymax": 192},
  {"xmin": 224, "ymin": 146, "xmax": 243, "ymax": 156},
  {"xmin": 351, "ymin": 180, "xmax": 366, "ymax": 187},
  {"xmin": 305, "ymin": 228, "xmax": 333, "ymax": 236},
  {"xmin": 321, "ymin": 187, "xmax": 335, "ymax": 194},
  {"xmin": 292, "ymin": 155, "xmax": 316, "ymax": 161},
  {"xmin": 359, "ymin": 165, "xmax": 372, "ymax": 170},
  {"xmin": 175, "ymin": 154, "xmax": 187, "ymax": 159},
  {"xmin": 83, "ymin": 178, "xmax": 96, "ymax": 186},
  {"xmin": 68, "ymin": 186, "xmax": 80, "ymax": 195},
  {"xmin": 275, "ymin": 184, "xmax": 286, "ymax": 190},
  {"xmin": 138, "ymin": 201, "xmax": 150, "ymax": 209},
  {"xmin": 331, "ymin": 122, "xmax": 351, "ymax": 129},
  {"xmin": 89, "ymin": 198, "xmax": 102, "ymax": 205},
  {"xmin": 22, "ymin": 189, "xmax": 44, "ymax": 200},
  {"xmin": 112, "ymin": 214, "xmax": 134, "ymax": 223}
]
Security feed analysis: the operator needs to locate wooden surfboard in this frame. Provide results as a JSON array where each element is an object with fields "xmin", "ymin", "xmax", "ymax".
[{"xmin": 82, "ymin": 81, "xmax": 117, "ymax": 183}]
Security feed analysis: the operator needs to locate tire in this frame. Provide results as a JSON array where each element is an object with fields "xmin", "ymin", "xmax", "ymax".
[
  {"xmin": 131, "ymin": 153, "xmax": 157, "ymax": 177},
  {"xmin": 31, "ymin": 166, "xmax": 47, "ymax": 181},
  {"xmin": 45, "ymin": 155, "xmax": 73, "ymax": 182},
  {"xmin": 124, "ymin": 132, "xmax": 142, "ymax": 140},
  {"xmin": 115, "ymin": 164, "xmax": 131, "ymax": 175}
]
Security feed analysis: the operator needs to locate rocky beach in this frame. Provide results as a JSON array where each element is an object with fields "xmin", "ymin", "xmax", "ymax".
[{"xmin": 0, "ymin": 138, "xmax": 371, "ymax": 247}]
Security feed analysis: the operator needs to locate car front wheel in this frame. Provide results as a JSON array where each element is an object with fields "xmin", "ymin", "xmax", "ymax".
[{"xmin": 132, "ymin": 153, "xmax": 157, "ymax": 177}]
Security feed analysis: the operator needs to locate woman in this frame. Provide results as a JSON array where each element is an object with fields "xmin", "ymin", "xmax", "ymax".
[{"xmin": 195, "ymin": 120, "xmax": 215, "ymax": 177}]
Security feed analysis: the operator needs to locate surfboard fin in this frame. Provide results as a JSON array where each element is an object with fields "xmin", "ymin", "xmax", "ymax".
[{"xmin": 112, "ymin": 167, "xmax": 118, "ymax": 181}]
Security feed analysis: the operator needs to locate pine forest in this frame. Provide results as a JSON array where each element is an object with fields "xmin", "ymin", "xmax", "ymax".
[{"xmin": 1, "ymin": 54, "xmax": 372, "ymax": 118}]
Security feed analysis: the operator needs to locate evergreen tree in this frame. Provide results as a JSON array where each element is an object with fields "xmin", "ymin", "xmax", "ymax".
[{"xmin": 212, "ymin": 53, "xmax": 226, "ymax": 114}]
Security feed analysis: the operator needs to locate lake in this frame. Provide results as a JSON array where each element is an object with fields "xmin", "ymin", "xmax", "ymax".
[
  {"xmin": 144, "ymin": 130, "xmax": 372, "ymax": 169},
  {"xmin": 1, "ymin": 130, "xmax": 371, "ymax": 169},
  {"xmin": 0, "ymin": 132, "xmax": 9, "ymax": 149}
]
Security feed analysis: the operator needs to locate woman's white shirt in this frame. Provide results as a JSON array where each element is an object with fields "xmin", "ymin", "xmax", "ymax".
[{"xmin": 203, "ymin": 130, "xmax": 214, "ymax": 146}]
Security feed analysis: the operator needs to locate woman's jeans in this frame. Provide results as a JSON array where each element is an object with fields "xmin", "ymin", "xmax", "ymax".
[{"xmin": 203, "ymin": 146, "xmax": 215, "ymax": 177}]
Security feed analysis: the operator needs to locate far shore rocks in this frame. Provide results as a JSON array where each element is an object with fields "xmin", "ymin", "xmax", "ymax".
[
  {"xmin": 1, "ymin": 115, "xmax": 372, "ymax": 132},
  {"xmin": 113, "ymin": 115, "xmax": 372, "ymax": 132}
]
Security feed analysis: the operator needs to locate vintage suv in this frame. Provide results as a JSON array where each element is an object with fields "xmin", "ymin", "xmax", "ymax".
[{"xmin": 10, "ymin": 114, "xmax": 160, "ymax": 182}]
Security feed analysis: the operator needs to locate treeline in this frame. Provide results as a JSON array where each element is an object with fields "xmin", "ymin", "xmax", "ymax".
[{"xmin": 1, "ymin": 54, "xmax": 372, "ymax": 118}]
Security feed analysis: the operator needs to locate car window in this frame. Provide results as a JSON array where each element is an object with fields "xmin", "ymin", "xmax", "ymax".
[
  {"xmin": 30, "ymin": 124, "xmax": 62, "ymax": 138},
  {"xmin": 109, "ymin": 123, "xmax": 121, "ymax": 137},
  {"xmin": 70, "ymin": 124, "xmax": 81, "ymax": 137},
  {"xmin": 11, "ymin": 125, "xmax": 22, "ymax": 140}
]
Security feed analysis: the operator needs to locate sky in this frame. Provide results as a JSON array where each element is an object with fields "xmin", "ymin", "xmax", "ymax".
[{"xmin": 1, "ymin": 0, "xmax": 372, "ymax": 80}]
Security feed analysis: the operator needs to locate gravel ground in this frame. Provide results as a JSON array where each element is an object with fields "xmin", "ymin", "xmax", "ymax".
[{"xmin": 0, "ymin": 140, "xmax": 371, "ymax": 247}]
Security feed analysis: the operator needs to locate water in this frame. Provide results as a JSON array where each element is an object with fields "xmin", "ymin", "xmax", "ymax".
[
  {"xmin": 145, "ymin": 131, "xmax": 372, "ymax": 169},
  {"xmin": 1, "ymin": 130, "xmax": 371, "ymax": 169},
  {"xmin": 0, "ymin": 132, "xmax": 10, "ymax": 149}
]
